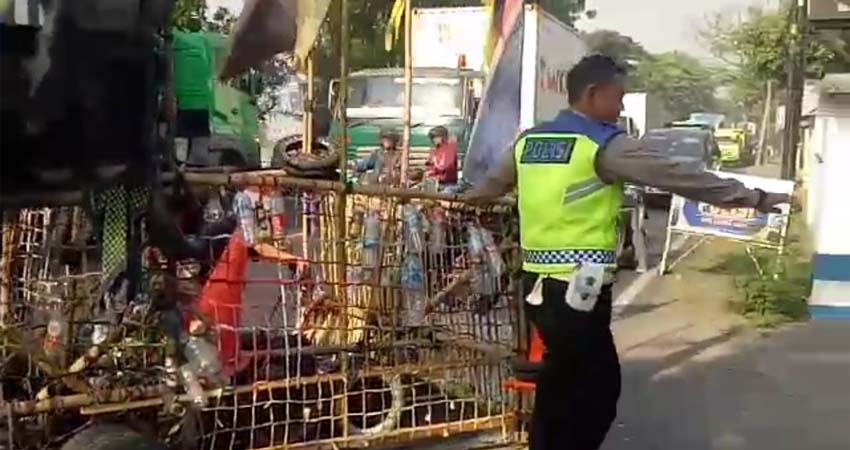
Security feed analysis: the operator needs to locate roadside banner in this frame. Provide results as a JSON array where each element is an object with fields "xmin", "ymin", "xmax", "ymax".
[{"xmin": 659, "ymin": 171, "xmax": 795, "ymax": 273}]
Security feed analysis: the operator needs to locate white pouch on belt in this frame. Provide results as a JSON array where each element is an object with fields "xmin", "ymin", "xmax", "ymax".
[
  {"xmin": 524, "ymin": 276, "xmax": 545, "ymax": 306},
  {"xmin": 565, "ymin": 264, "xmax": 605, "ymax": 312}
]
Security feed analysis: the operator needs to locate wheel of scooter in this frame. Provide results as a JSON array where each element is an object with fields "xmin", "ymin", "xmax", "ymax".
[
  {"xmin": 60, "ymin": 423, "xmax": 167, "ymax": 450},
  {"xmin": 341, "ymin": 373, "xmax": 404, "ymax": 437}
]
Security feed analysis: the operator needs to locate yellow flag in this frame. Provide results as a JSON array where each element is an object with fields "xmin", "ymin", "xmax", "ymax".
[{"xmin": 384, "ymin": 0, "xmax": 405, "ymax": 51}]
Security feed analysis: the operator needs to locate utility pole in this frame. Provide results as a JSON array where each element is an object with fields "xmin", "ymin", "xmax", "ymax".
[
  {"xmin": 400, "ymin": 0, "xmax": 413, "ymax": 186},
  {"xmin": 781, "ymin": 0, "xmax": 807, "ymax": 180},
  {"xmin": 756, "ymin": 80, "xmax": 773, "ymax": 166}
]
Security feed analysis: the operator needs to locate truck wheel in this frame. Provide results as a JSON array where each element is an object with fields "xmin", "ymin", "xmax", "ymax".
[
  {"xmin": 60, "ymin": 423, "xmax": 167, "ymax": 450},
  {"xmin": 217, "ymin": 150, "xmax": 246, "ymax": 168}
]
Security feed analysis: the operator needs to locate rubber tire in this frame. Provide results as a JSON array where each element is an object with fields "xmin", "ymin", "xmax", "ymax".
[
  {"xmin": 343, "ymin": 373, "xmax": 404, "ymax": 437},
  {"xmin": 217, "ymin": 150, "xmax": 246, "ymax": 168},
  {"xmin": 270, "ymin": 135, "xmax": 336, "ymax": 170},
  {"xmin": 60, "ymin": 423, "xmax": 167, "ymax": 450}
]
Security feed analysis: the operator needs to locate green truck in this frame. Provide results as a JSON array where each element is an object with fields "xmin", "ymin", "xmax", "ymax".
[
  {"xmin": 328, "ymin": 67, "xmax": 483, "ymax": 171},
  {"xmin": 172, "ymin": 30, "xmax": 261, "ymax": 168}
]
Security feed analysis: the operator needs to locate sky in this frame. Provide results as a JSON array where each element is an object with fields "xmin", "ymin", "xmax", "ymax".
[
  {"xmin": 576, "ymin": 0, "xmax": 781, "ymax": 60},
  {"xmin": 209, "ymin": 0, "xmax": 780, "ymax": 61}
]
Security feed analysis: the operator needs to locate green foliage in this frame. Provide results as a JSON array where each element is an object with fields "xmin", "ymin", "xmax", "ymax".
[
  {"xmin": 583, "ymin": 29, "xmax": 648, "ymax": 72},
  {"xmin": 702, "ymin": 6, "xmax": 849, "ymax": 116},
  {"xmin": 705, "ymin": 8, "xmax": 791, "ymax": 82},
  {"xmin": 711, "ymin": 221, "xmax": 812, "ymax": 329},
  {"xmin": 732, "ymin": 248, "xmax": 810, "ymax": 328},
  {"xmin": 170, "ymin": 0, "xmax": 206, "ymax": 31},
  {"xmin": 632, "ymin": 52, "xmax": 720, "ymax": 120}
]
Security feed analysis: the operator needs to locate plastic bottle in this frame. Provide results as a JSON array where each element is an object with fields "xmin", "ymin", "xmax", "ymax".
[
  {"xmin": 182, "ymin": 335, "xmax": 223, "ymax": 379},
  {"xmin": 361, "ymin": 211, "xmax": 381, "ymax": 269},
  {"xmin": 203, "ymin": 194, "xmax": 224, "ymax": 224},
  {"xmin": 233, "ymin": 191, "xmax": 256, "ymax": 244},
  {"xmin": 42, "ymin": 310, "xmax": 67, "ymax": 364},
  {"xmin": 479, "ymin": 227, "xmax": 504, "ymax": 279},
  {"xmin": 401, "ymin": 254, "xmax": 426, "ymax": 326},
  {"xmin": 403, "ymin": 204, "xmax": 424, "ymax": 254},
  {"xmin": 269, "ymin": 190, "xmax": 287, "ymax": 241},
  {"xmin": 428, "ymin": 207, "xmax": 447, "ymax": 253},
  {"xmin": 179, "ymin": 364, "xmax": 206, "ymax": 406},
  {"xmin": 466, "ymin": 224, "xmax": 484, "ymax": 263},
  {"xmin": 255, "ymin": 199, "xmax": 271, "ymax": 242}
]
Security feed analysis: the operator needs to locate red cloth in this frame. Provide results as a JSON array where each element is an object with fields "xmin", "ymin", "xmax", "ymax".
[
  {"xmin": 196, "ymin": 229, "xmax": 249, "ymax": 377},
  {"xmin": 425, "ymin": 140, "xmax": 458, "ymax": 184}
]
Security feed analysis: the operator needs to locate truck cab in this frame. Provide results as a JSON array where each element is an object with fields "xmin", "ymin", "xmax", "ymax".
[
  {"xmin": 329, "ymin": 67, "xmax": 483, "ymax": 175},
  {"xmin": 172, "ymin": 31, "xmax": 261, "ymax": 168}
]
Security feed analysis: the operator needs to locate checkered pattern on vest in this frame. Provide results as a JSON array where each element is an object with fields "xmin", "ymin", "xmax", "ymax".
[{"xmin": 522, "ymin": 249, "xmax": 616, "ymax": 266}]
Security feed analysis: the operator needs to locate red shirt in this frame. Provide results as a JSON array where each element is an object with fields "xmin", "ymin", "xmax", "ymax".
[{"xmin": 426, "ymin": 140, "xmax": 458, "ymax": 184}]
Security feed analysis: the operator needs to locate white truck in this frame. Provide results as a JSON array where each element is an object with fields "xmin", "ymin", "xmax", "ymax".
[
  {"xmin": 463, "ymin": 4, "xmax": 588, "ymax": 185},
  {"xmin": 621, "ymin": 92, "xmax": 670, "ymax": 138}
]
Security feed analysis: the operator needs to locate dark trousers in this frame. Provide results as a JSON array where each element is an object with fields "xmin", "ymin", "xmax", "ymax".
[{"xmin": 521, "ymin": 273, "xmax": 621, "ymax": 450}]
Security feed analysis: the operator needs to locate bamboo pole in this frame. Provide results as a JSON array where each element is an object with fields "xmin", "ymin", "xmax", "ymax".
[
  {"xmin": 5, "ymin": 358, "xmax": 503, "ymax": 417},
  {"xmin": 399, "ymin": 0, "xmax": 413, "ymax": 186},
  {"xmin": 337, "ymin": 0, "xmax": 351, "ymax": 438},
  {"xmin": 0, "ymin": 211, "xmax": 17, "ymax": 325},
  {"xmin": 183, "ymin": 171, "xmax": 515, "ymax": 207},
  {"xmin": 302, "ymin": 53, "xmax": 315, "ymax": 155}
]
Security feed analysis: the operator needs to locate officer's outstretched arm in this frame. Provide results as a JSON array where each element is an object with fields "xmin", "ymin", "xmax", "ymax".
[
  {"xmin": 464, "ymin": 150, "xmax": 517, "ymax": 203},
  {"xmin": 596, "ymin": 134, "xmax": 789, "ymax": 213}
]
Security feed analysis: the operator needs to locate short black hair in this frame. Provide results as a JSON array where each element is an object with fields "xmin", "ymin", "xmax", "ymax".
[
  {"xmin": 379, "ymin": 128, "xmax": 399, "ymax": 143},
  {"xmin": 567, "ymin": 54, "xmax": 627, "ymax": 105},
  {"xmin": 428, "ymin": 126, "xmax": 449, "ymax": 140}
]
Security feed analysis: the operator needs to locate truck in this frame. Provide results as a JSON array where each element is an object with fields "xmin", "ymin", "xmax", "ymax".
[
  {"xmin": 463, "ymin": 4, "xmax": 588, "ymax": 185},
  {"xmin": 172, "ymin": 30, "xmax": 262, "ymax": 168},
  {"xmin": 621, "ymin": 92, "xmax": 670, "ymax": 137},
  {"xmin": 316, "ymin": 6, "xmax": 491, "ymax": 173}
]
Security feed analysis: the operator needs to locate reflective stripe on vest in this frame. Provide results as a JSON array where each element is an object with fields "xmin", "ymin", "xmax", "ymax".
[{"xmin": 514, "ymin": 132, "xmax": 623, "ymax": 274}]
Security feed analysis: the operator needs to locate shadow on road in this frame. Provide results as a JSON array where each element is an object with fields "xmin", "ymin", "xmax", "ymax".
[{"xmin": 604, "ymin": 322, "xmax": 850, "ymax": 450}]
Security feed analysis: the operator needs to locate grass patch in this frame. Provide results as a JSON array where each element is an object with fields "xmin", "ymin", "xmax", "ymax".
[{"xmin": 707, "ymin": 220, "xmax": 811, "ymax": 328}]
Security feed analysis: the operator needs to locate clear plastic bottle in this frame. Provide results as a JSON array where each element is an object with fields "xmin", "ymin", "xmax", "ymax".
[
  {"xmin": 401, "ymin": 254, "xmax": 426, "ymax": 326},
  {"xmin": 269, "ymin": 190, "xmax": 287, "ymax": 241},
  {"xmin": 466, "ymin": 224, "xmax": 484, "ymax": 263},
  {"xmin": 203, "ymin": 194, "xmax": 224, "ymax": 224},
  {"xmin": 403, "ymin": 204, "xmax": 424, "ymax": 254},
  {"xmin": 42, "ymin": 310, "xmax": 67, "ymax": 364},
  {"xmin": 255, "ymin": 199, "xmax": 271, "ymax": 242},
  {"xmin": 479, "ymin": 227, "xmax": 504, "ymax": 279},
  {"xmin": 233, "ymin": 191, "xmax": 256, "ymax": 244},
  {"xmin": 361, "ymin": 211, "xmax": 381, "ymax": 269},
  {"xmin": 428, "ymin": 207, "xmax": 447, "ymax": 253},
  {"xmin": 183, "ymin": 335, "xmax": 223, "ymax": 380},
  {"xmin": 179, "ymin": 364, "xmax": 206, "ymax": 406}
]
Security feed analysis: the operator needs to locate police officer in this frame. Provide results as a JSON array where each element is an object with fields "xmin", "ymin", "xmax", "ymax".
[{"xmin": 465, "ymin": 55, "xmax": 789, "ymax": 450}]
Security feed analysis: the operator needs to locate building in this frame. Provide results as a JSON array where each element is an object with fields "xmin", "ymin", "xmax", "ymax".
[{"xmin": 799, "ymin": 74, "xmax": 850, "ymax": 320}]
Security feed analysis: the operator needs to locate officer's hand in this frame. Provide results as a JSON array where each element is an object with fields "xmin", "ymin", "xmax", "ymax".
[{"xmin": 755, "ymin": 190, "xmax": 791, "ymax": 214}]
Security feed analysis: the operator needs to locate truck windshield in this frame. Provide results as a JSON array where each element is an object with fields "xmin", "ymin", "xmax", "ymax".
[{"xmin": 348, "ymin": 76, "xmax": 462, "ymax": 115}]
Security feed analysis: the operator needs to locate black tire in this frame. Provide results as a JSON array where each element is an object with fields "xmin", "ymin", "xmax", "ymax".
[
  {"xmin": 217, "ymin": 150, "xmax": 246, "ymax": 168},
  {"xmin": 60, "ymin": 423, "xmax": 167, "ymax": 450},
  {"xmin": 270, "ymin": 135, "xmax": 336, "ymax": 170}
]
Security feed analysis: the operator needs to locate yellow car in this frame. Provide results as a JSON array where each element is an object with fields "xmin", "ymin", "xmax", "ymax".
[{"xmin": 715, "ymin": 129, "xmax": 745, "ymax": 164}]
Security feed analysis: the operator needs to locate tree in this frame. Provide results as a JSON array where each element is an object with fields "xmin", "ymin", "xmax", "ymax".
[
  {"xmin": 633, "ymin": 52, "xmax": 719, "ymax": 120},
  {"xmin": 170, "ymin": 0, "xmax": 206, "ymax": 31},
  {"xmin": 582, "ymin": 29, "xmax": 649, "ymax": 82}
]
